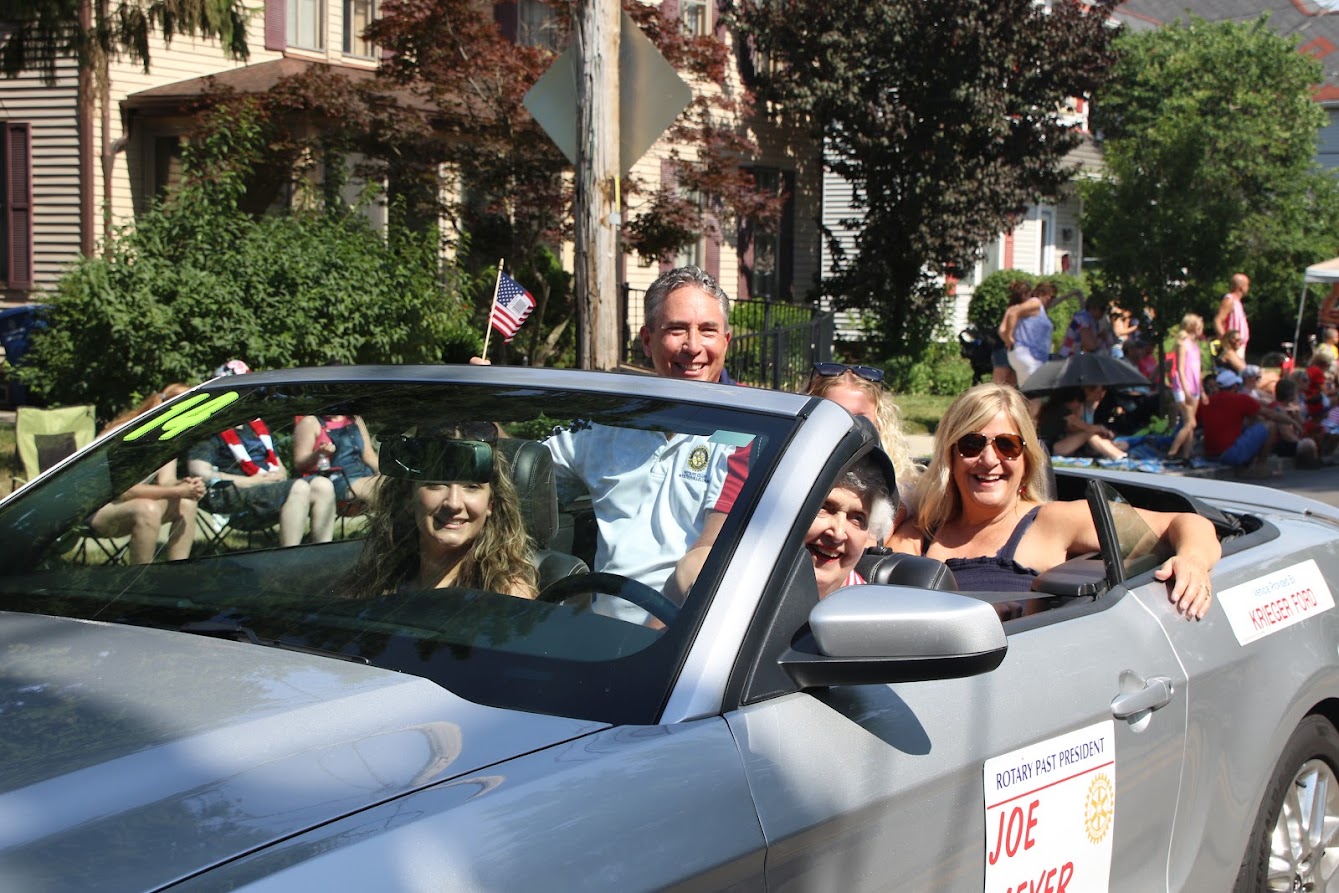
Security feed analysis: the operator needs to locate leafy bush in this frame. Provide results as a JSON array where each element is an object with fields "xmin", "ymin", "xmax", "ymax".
[
  {"xmin": 887, "ymin": 340, "xmax": 975, "ymax": 397},
  {"xmin": 19, "ymin": 204, "xmax": 480, "ymax": 422},
  {"xmin": 729, "ymin": 300, "xmax": 811, "ymax": 333}
]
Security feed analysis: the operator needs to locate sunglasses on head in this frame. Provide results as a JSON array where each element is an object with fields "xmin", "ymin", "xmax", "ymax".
[
  {"xmin": 954, "ymin": 432, "xmax": 1026, "ymax": 460},
  {"xmin": 812, "ymin": 362, "xmax": 885, "ymax": 384}
]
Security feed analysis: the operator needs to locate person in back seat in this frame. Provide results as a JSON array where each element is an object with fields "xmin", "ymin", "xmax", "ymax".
[
  {"xmin": 668, "ymin": 449, "xmax": 895, "ymax": 603},
  {"xmin": 886, "ymin": 383, "xmax": 1220, "ymax": 619}
]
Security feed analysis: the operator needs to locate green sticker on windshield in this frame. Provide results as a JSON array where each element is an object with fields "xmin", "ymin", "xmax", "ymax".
[{"xmin": 123, "ymin": 391, "xmax": 241, "ymax": 442}]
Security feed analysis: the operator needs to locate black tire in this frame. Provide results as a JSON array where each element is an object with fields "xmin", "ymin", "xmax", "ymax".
[{"xmin": 1235, "ymin": 715, "xmax": 1339, "ymax": 892}]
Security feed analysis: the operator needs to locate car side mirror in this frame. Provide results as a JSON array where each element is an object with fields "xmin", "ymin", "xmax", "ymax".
[{"xmin": 779, "ymin": 585, "xmax": 1008, "ymax": 688}]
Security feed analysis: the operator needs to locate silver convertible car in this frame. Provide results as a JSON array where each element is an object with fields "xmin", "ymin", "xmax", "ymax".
[{"xmin": 2, "ymin": 365, "xmax": 1338, "ymax": 892}]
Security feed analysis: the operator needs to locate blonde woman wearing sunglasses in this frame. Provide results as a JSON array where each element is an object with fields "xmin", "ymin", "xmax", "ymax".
[{"xmin": 886, "ymin": 383, "xmax": 1220, "ymax": 619}]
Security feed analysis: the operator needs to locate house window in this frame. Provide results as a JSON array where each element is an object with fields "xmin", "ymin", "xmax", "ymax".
[
  {"xmin": 288, "ymin": 0, "xmax": 325, "ymax": 50},
  {"xmin": 739, "ymin": 166, "xmax": 791, "ymax": 302},
  {"xmin": 518, "ymin": 0, "xmax": 561, "ymax": 51},
  {"xmin": 343, "ymin": 0, "xmax": 376, "ymax": 56},
  {"xmin": 681, "ymin": 0, "xmax": 708, "ymax": 36},
  {"xmin": 674, "ymin": 190, "xmax": 705, "ymax": 270},
  {"xmin": 153, "ymin": 136, "xmax": 183, "ymax": 200},
  {"xmin": 1, "ymin": 122, "xmax": 32, "ymax": 290}
]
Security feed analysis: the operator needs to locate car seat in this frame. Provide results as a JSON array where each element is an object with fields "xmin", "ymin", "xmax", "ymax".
[
  {"xmin": 496, "ymin": 439, "xmax": 589, "ymax": 589},
  {"xmin": 856, "ymin": 547, "xmax": 958, "ymax": 590}
]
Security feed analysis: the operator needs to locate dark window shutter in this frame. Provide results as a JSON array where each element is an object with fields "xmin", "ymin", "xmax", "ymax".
[
  {"xmin": 495, "ymin": 1, "xmax": 518, "ymax": 43},
  {"xmin": 4, "ymin": 123, "xmax": 32, "ymax": 290},
  {"xmin": 659, "ymin": 157, "xmax": 677, "ymax": 275},
  {"xmin": 779, "ymin": 170, "xmax": 794, "ymax": 300},
  {"xmin": 265, "ymin": 0, "xmax": 286, "ymax": 51},
  {"xmin": 704, "ymin": 209, "xmax": 720, "ymax": 279}
]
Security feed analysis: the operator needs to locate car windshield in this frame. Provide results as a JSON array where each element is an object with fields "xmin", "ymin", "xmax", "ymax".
[{"xmin": 0, "ymin": 372, "xmax": 794, "ymax": 725}]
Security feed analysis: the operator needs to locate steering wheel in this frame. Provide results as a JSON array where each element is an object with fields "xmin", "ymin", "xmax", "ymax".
[{"xmin": 537, "ymin": 572, "xmax": 680, "ymax": 626}]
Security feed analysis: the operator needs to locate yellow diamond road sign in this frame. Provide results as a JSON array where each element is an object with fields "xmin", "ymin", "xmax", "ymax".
[{"xmin": 523, "ymin": 10, "xmax": 693, "ymax": 176}]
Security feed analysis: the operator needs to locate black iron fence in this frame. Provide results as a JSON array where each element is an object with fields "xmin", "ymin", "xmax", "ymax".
[{"xmin": 622, "ymin": 285, "xmax": 834, "ymax": 390}]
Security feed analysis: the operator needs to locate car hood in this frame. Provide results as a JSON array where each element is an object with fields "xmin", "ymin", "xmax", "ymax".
[{"xmin": 0, "ymin": 611, "xmax": 607, "ymax": 892}]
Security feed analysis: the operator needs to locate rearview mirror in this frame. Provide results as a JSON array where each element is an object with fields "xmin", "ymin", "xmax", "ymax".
[{"xmin": 379, "ymin": 435, "xmax": 493, "ymax": 483}]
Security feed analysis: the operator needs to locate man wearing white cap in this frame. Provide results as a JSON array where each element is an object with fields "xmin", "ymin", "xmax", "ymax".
[{"xmin": 1197, "ymin": 368, "xmax": 1279, "ymax": 475}]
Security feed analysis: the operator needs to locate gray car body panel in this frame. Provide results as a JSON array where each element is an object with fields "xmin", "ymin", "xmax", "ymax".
[
  {"xmin": 727, "ymin": 584, "xmax": 1187, "ymax": 892},
  {"xmin": 170, "ymin": 718, "xmax": 766, "ymax": 893},
  {"xmin": 0, "ymin": 612, "xmax": 604, "ymax": 892},
  {"xmin": 6, "ymin": 367, "xmax": 1339, "ymax": 891}
]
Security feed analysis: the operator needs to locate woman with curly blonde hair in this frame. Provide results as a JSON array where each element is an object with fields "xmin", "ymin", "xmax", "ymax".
[
  {"xmin": 806, "ymin": 363, "xmax": 922, "ymax": 503},
  {"xmin": 344, "ymin": 426, "xmax": 536, "ymax": 599}
]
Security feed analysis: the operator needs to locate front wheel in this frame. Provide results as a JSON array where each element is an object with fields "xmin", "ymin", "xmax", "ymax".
[{"xmin": 1235, "ymin": 715, "xmax": 1339, "ymax": 892}]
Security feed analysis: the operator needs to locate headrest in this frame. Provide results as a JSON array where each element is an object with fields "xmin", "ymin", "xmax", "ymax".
[
  {"xmin": 496, "ymin": 439, "xmax": 558, "ymax": 547},
  {"xmin": 856, "ymin": 548, "xmax": 958, "ymax": 591}
]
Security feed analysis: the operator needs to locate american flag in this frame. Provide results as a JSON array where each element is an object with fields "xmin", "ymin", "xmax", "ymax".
[{"xmin": 490, "ymin": 272, "xmax": 537, "ymax": 342}]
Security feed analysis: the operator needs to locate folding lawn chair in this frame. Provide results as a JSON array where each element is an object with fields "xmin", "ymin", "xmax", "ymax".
[{"xmin": 12, "ymin": 404, "xmax": 129, "ymax": 564}]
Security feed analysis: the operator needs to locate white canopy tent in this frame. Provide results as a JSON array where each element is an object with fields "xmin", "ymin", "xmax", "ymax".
[{"xmin": 1293, "ymin": 257, "xmax": 1339, "ymax": 366}]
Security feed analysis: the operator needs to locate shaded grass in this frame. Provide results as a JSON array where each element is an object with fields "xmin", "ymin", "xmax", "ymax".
[
  {"xmin": 0, "ymin": 420, "xmax": 14, "ymax": 497},
  {"xmin": 893, "ymin": 394, "xmax": 954, "ymax": 436}
]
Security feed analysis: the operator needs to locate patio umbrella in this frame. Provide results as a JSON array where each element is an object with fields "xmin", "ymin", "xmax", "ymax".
[{"xmin": 1019, "ymin": 353, "xmax": 1150, "ymax": 396}]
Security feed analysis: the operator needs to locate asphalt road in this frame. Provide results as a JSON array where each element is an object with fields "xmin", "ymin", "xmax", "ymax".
[{"xmin": 1271, "ymin": 462, "xmax": 1339, "ymax": 508}]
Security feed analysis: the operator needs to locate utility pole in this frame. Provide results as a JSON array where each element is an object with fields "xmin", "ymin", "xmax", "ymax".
[{"xmin": 573, "ymin": 0, "xmax": 620, "ymax": 370}]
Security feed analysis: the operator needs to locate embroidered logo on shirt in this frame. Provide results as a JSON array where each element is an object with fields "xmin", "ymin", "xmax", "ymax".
[{"xmin": 688, "ymin": 446, "xmax": 709, "ymax": 472}]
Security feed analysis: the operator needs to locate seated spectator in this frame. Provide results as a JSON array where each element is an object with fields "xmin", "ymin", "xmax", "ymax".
[
  {"xmin": 188, "ymin": 361, "xmax": 335, "ymax": 546},
  {"xmin": 1197, "ymin": 370, "xmax": 1282, "ymax": 476},
  {"xmin": 1123, "ymin": 337, "xmax": 1158, "ymax": 383},
  {"xmin": 1037, "ymin": 385, "xmax": 1128, "ymax": 461},
  {"xmin": 1241, "ymin": 365, "xmax": 1270, "ymax": 403},
  {"xmin": 1214, "ymin": 329, "xmax": 1247, "ymax": 374},
  {"xmin": 1109, "ymin": 303, "xmax": 1138, "ymax": 359},
  {"xmin": 342, "ymin": 426, "xmax": 537, "ymax": 599},
  {"xmin": 885, "ymin": 383, "xmax": 1219, "ymax": 619},
  {"xmin": 1270, "ymin": 378, "xmax": 1320, "ymax": 466},
  {"xmin": 670, "ymin": 449, "xmax": 895, "ymax": 603},
  {"xmin": 1302, "ymin": 363, "xmax": 1331, "ymax": 440},
  {"xmin": 1058, "ymin": 294, "xmax": 1117, "ymax": 357},
  {"xmin": 90, "ymin": 384, "xmax": 204, "ymax": 564},
  {"xmin": 294, "ymin": 414, "xmax": 380, "ymax": 503}
]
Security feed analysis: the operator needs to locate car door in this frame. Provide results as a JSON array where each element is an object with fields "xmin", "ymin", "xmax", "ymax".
[{"xmin": 727, "ymin": 558, "xmax": 1189, "ymax": 891}]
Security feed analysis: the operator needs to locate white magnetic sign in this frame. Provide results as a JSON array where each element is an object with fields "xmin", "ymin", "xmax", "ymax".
[
  {"xmin": 982, "ymin": 720, "xmax": 1115, "ymax": 893},
  {"xmin": 1217, "ymin": 559, "xmax": 1334, "ymax": 646}
]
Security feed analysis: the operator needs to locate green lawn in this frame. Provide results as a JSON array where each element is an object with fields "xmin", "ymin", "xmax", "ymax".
[{"xmin": 894, "ymin": 394, "xmax": 954, "ymax": 436}]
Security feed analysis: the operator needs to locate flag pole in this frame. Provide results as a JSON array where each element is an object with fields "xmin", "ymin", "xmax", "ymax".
[{"xmin": 481, "ymin": 258, "xmax": 505, "ymax": 359}]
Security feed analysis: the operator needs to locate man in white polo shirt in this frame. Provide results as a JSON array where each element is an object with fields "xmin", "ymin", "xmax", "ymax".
[{"xmin": 542, "ymin": 266, "xmax": 742, "ymax": 618}]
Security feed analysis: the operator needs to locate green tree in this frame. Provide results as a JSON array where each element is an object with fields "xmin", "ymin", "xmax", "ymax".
[
  {"xmin": 1082, "ymin": 16, "xmax": 1339, "ymax": 359},
  {"xmin": 735, "ymin": 0, "xmax": 1118, "ymax": 357},
  {"xmin": 188, "ymin": 0, "xmax": 782, "ymax": 367}
]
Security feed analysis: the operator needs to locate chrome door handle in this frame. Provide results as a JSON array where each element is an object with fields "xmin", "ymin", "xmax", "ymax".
[{"xmin": 1111, "ymin": 676, "xmax": 1174, "ymax": 719}]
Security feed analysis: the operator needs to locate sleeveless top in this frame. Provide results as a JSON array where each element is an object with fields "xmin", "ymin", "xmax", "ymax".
[
  {"xmin": 1177, "ymin": 339, "xmax": 1201, "ymax": 398},
  {"xmin": 323, "ymin": 417, "xmax": 374, "ymax": 481},
  {"xmin": 1014, "ymin": 310, "xmax": 1054, "ymax": 363},
  {"xmin": 1225, "ymin": 295, "xmax": 1250, "ymax": 349},
  {"xmin": 926, "ymin": 506, "xmax": 1042, "ymax": 593}
]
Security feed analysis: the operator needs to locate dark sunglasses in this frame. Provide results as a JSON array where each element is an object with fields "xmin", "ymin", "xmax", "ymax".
[
  {"xmin": 954, "ymin": 432, "xmax": 1026, "ymax": 460},
  {"xmin": 812, "ymin": 362, "xmax": 885, "ymax": 384}
]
